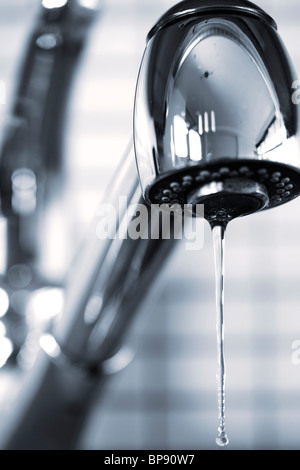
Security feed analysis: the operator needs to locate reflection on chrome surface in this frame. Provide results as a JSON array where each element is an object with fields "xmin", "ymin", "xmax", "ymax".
[{"xmin": 0, "ymin": 0, "xmax": 299, "ymax": 450}]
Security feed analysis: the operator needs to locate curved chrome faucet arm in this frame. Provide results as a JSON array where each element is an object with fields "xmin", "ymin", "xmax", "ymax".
[
  {"xmin": 54, "ymin": 145, "xmax": 179, "ymax": 366},
  {"xmin": 1, "ymin": 145, "xmax": 179, "ymax": 449},
  {"xmin": 0, "ymin": 0, "xmax": 101, "ymax": 269},
  {"xmin": 2, "ymin": 0, "xmax": 298, "ymax": 451},
  {"xmin": 0, "ymin": 0, "xmax": 179, "ymax": 450}
]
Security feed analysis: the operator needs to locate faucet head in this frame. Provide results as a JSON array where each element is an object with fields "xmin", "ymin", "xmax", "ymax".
[{"xmin": 134, "ymin": 0, "xmax": 300, "ymax": 223}]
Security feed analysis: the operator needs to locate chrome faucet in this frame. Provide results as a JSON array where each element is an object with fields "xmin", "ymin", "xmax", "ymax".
[
  {"xmin": 0, "ymin": 0, "xmax": 299, "ymax": 450},
  {"xmin": 0, "ymin": 0, "xmax": 102, "ymax": 357},
  {"xmin": 0, "ymin": 0, "xmax": 101, "ymax": 267},
  {"xmin": 134, "ymin": 0, "xmax": 300, "ymax": 226},
  {"xmin": 0, "ymin": 0, "xmax": 179, "ymax": 449}
]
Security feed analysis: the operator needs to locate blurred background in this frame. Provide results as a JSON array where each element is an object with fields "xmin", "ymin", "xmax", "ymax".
[{"xmin": 0, "ymin": 0, "xmax": 300, "ymax": 450}]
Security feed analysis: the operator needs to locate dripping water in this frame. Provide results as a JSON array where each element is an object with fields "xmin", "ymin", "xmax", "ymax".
[{"xmin": 211, "ymin": 221, "xmax": 229, "ymax": 447}]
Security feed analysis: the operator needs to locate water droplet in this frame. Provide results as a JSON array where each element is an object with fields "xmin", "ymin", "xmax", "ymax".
[{"xmin": 216, "ymin": 433, "xmax": 229, "ymax": 447}]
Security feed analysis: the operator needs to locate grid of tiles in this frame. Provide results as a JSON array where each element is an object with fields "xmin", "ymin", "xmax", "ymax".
[{"xmin": 1, "ymin": 0, "xmax": 300, "ymax": 450}]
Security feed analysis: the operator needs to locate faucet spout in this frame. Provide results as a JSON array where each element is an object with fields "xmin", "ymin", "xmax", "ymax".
[
  {"xmin": 134, "ymin": 0, "xmax": 300, "ymax": 220},
  {"xmin": 1, "ymin": 0, "xmax": 300, "ymax": 451}
]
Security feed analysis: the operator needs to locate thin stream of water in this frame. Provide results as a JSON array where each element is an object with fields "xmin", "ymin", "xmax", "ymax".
[{"xmin": 212, "ymin": 223, "xmax": 229, "ymax": 447}]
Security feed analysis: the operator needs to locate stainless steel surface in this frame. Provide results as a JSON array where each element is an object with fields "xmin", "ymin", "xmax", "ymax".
[
  {"xmin": 187, "ymin": 177, "xmax": 269, "ymax": 224},
  {"xmin": 0, "ymin": 0, "xmax": 299, "ymax": 451},
  {"xmin": 0, "ymin": 0, "xmax": 101, "ymax": 270},
  {"xmin": 0, "ymin": 0, "xmax": 179, "ymax": 449},
  {"xmin": 53, "ymin": 143, "xmax": 178, "ymax": 365},
  {"xmin": 134, "ymin": 0, "xmax": 300, "ymax": 219},
  {"xmin": 0, "ymin": 0, "xmax": 103, "ymax": 361}
]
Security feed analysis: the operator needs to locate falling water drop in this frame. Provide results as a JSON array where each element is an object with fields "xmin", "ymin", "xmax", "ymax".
[{"xmin": 212, "ymin": 222, "xmax": 229, "ymax": 448}]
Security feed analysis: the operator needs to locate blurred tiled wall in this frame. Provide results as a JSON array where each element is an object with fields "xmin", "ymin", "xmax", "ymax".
[{"xmin": 1, "ymin": 0, "xmax": 300, "ymax": 450}]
